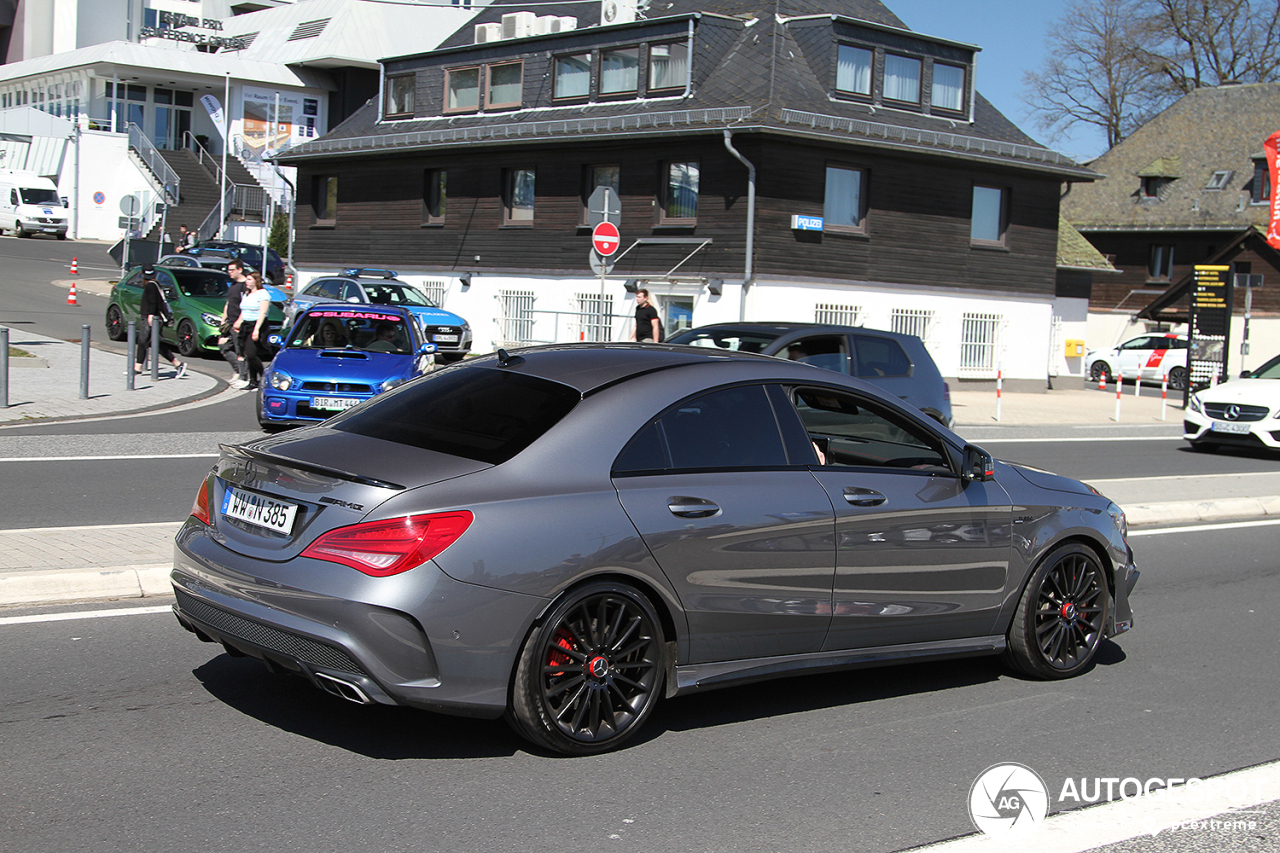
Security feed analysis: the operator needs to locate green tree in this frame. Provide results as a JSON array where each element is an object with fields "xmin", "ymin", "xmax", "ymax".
[{"xmin": 267, "ymin": 210, "xmax": 290, "ymax": 257}]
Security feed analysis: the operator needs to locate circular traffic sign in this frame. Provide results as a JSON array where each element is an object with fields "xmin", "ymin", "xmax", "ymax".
[{"xmin": 591, "ymin": 221, "xmax": 620, "ymax": 256}]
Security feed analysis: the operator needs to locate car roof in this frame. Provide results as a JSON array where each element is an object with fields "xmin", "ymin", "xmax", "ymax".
[{"xmin": 674, "ymin": 322, "xmax": 919, "ymax": 341}]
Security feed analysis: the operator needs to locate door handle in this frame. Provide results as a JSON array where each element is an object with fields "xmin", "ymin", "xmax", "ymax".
[
  {"xmin": 668, "ymin": 496, "xmax": 721, "ymax": 519},
  {"xmin": 843, "ymin": 487, "xmax": 886, "ymax": 507}
]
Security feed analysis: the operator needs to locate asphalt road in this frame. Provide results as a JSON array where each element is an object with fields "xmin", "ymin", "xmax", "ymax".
[{"xmin": 1, "ymin": 522, "xmax": 1277, "ymax": 853}]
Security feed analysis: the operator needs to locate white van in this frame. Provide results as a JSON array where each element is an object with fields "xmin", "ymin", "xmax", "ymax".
[{"xmin": 0, "ymin": 170, "xmax": 68, "ymax": 239}]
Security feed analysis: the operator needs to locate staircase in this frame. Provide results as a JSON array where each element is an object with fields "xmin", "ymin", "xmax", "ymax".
[{"xmin": 144, "ymin": 149, "xmax": 269, "ymax": 244}]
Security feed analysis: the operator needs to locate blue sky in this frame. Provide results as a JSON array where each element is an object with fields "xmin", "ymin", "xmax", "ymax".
[{"xmin": 887, "ymin": 0, "xmax": 1110, "ymax": 163}]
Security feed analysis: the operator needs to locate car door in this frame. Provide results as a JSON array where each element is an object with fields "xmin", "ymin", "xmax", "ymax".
[
  {"xmin": 1114, "ymin": 336, "xmax": 1159, "ymax": 379},
  {"xmin": 612, "ymin": 383, "xmax": 837, "ymax": 664},
  {"xmin": 780, "ymin": 384, "xmax": 1013, "ymax": 651},
  {"xmin": 116, "ymin": 270, "xmax": 145, "ymax": 324}
]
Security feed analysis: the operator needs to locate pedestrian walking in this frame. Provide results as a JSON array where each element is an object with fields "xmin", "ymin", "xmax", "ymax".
[
  {"xmin": 220, "ymin": 259, "xmax": 249, "ymax": 387},
  {"xmin": 631, "ymin": 288, "xmax": 663, "ymax": 343},
  {"xmin": 234, "ymin": 270, "xmax": 270, "ymax": 390},
  {"xmin": 176, "ymin": 224, "xmax": 196, "ymax": 253},
  {"xmin": 135, "ymin": 265, "xmax": 187, "ymax": 379}
]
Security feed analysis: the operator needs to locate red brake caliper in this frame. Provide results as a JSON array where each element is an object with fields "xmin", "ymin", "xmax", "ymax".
[{"xmin": 547, "ymin": 628, "xmax": 576, "ymax": 677}]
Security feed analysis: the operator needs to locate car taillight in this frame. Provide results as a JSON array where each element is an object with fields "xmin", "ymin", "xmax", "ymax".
[
  {"xmin": 301, "ymin": 511, "xmax": 473, "ymax": 577},
  {"xmin": 190, "ymin": 474, "xmax": 212, "ymax": 525}
]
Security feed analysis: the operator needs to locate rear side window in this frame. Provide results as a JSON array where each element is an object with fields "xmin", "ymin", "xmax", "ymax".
[
  {"xmin": 310, "ymin": 280, "xmax": 343, "ymax": 299},
  {"xmin": 614, "ymin": 384, "xmax": 790, "ymax": 473},
  {"xmin": 852, "ymin": 336, "xmax": 911, "ymax": 378},
  {"xmin": 331, "ymin": 368, "xmax": 580, "ymax": 465}
]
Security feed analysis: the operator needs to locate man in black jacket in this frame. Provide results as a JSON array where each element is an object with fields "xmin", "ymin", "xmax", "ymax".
[{"xmin": 135, "ymin": 265, "xmax": 186, "ymax": 379}]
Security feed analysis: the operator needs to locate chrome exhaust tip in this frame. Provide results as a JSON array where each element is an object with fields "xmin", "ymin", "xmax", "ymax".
[{"xmin": 315, "ymin": 672, "xmax": 372, "ymax": 704}]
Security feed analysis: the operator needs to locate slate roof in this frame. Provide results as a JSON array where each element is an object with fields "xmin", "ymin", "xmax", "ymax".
[
  {"xmin": 278, "ymin": 0, "xmax": 1094, "ymax": 180},
  {"xmin": 1057, "ymin": 216, "xmax": 1119, "ymax": 271},
  {"xmin": 1062, "ymin": 83, "xmax": 1280, "ymax": 232}
]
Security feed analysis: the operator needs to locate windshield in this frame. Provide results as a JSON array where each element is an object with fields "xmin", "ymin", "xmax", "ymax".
[
  {"xmin": 1250, "ymin": 354, "xmax": 1280, "ymax": 379},
  {"xmin": 289, "ymin": 309, "xmax": 413, "ymax": 353},
  {"xmin": 667, "ymin": 328, "xmax": 780, "ymax": 354},
  {"xmin": 364, "ymin": 283, "xmax": 437, "ymax": 308},
  {"xmin": 19, "ymin": 188, "xmax": 61, "ymax": 206},
  {"xmin": 171, "ymin": 269, "xmax": 231, "ymax": 297}
]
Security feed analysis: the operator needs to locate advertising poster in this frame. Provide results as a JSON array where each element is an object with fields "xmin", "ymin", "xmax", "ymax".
[{"xmin": 241, "ymin": 88, "xmax": 302, "ymax": 154}]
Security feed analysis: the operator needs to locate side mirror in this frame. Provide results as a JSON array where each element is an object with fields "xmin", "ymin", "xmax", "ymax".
[
  {"xmin": 1241, "ymin": 370, "xmax": 1251, "ymax": 378},
  {"xmin": 962, "ymin": 445, "xmax": 994, "ymax": 482},
  {"xmin": 418, "ymin": 342, "xmax": 438, "ymax": 355},
  {"xmin": 268, "ymin": 334, "xmax": 282, "ymax": 347}
]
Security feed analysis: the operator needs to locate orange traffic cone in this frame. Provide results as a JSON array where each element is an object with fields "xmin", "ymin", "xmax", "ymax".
[
  {"xmin": 285, "ymin": 273, "xmax": 293, "ymax": 291},
  {"xmin": 67, "ymin": 282, "xmax": 78, "ymax": 305},
  {"xmin": 69, "ymin": 257, "xmax": 79, "ymax": 274}
]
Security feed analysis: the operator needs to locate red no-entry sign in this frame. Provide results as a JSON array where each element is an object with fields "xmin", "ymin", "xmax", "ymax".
[{"xmin": 591, "ymin": 221, "xmax": 620, "ymax": 256}]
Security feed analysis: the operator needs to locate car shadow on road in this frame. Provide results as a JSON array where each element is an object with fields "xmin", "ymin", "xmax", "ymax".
[
  {"xmin": 1176, "ymin": 444, "xmax": 1280, "ymax": 463},
  {"xmin": 192, "ymin": 655, "xmax": 526, "ymax": 760}
]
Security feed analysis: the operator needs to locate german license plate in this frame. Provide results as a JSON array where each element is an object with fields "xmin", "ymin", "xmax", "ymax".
[
  {"xmin": 1210, "ymin": 421, "xmax": 1251, "ymax": 434},
  {"xmin": 222, "ymin": 486, "xmax": 297, "ymax": 534},
  {"xmin": 433, "ymin": 334, "xmax": 459, "ymax": 343},
  {"xmin": 312, "ymin": 396, "xmax": 360, "ymax": 411}
]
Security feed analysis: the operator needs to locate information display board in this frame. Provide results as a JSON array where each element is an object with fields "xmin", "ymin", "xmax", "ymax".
[{"xmin": 1188, "ymin": 265, "xmax": 1233, "ymax": 390}]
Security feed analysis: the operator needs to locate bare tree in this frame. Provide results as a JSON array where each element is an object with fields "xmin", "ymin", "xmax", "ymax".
[{"xmin": 1024, "ymin": 0, "xmax": 1280, "ymax": 150}]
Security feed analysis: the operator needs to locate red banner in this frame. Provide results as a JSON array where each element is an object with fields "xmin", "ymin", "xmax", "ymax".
[{"xmin": 1266, "ymin": 130, "xmax": 1280, "ymax": 249}]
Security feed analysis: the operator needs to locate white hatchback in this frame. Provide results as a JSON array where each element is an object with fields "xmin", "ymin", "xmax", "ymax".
[
  {"xmin": 1184, "ymin": 354, "xmax": 1280, "ymax": 451},
  {"xmin": 1087, "ymin": 333, "xmax": 1189, "ymax": 390}
]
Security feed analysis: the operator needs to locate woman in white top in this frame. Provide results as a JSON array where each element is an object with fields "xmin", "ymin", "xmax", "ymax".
[{"xmin": 233, "ymin": 271, "xmax": 270, "ymax": 389}]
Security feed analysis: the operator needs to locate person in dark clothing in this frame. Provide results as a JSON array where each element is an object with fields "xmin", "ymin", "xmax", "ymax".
[
  {"xmin": 135, "ymin": 265, "xmax": 186, "ymax": 378},
  {"xmin": 631, "ymin": 288, "xmax": 663, "ymax": 343},
  {"xmin": 220, "ymin": 259, "xmax": 249, "ymax": 387}
]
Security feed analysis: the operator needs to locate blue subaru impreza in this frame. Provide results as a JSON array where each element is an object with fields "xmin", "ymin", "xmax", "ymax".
[{"xmin": 258, "ymin": 304, "xmax": 437, "ymax": 429}]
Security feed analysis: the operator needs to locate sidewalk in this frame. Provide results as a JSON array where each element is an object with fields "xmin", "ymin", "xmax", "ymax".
[{"xmin": 1, "ymin": 335, "xmax": 1278, "ymax": 607}]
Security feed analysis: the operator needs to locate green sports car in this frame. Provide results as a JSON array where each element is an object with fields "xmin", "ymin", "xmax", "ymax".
[{"xmin": 105, "ymin": 265, "xmax": 285, "ymax": 357}]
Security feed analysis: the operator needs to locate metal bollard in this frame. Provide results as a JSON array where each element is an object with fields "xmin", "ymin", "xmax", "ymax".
[
  {"xmin": 80, "ymin": 324, "xmax": 91, "ymax": 399},
  {"xmin": 1, "ymin": 326, "xmax": 9, "ymax": 408},
  {"xmin": 151, "ymin": 316, "xmax": 161, "ymax": 381},
  {"xmin": 126, "ymin": 321, "xmax": 136, "ymax": 391}
]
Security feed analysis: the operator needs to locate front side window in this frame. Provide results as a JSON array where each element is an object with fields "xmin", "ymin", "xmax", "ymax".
[
  {"xmin": 385, "ymin": 74, "xmax": 415, "ymax": 117},
  {"xmin": 648, "ymin": 42, "xmax": 688, "ymax": 91},
  {"xmin": 824, "ymin": 165, "xmax": 866, "ymax": 232},
  {"xmin": 792, "ymin": 388, "xmax": 949, "ymax": 471},
  {"xmin": 931, "ymin": 63, "xmax": 964, "ymax": 111},
  {"xmin": 660, "ymin": 161, "xmax": 698, "ymax": 224},
  {"xmin": 601, "ymin": 48, "xmax": 639, "ymax": 95},
  {"xmin": 884, "ymin": 54, "xmax": 921, "ymax": 104},
  {"xmin": 423, "ymin": 169, "xmax": 446, "ymax": 225},
  {"xmin": 504, "ymin": 168, "xmax": 536, "ymax": 225},
  {"xmin": 970, "ymin": 185, "xmax": 1006, "ymax": 245},
  {"xmin": 836, "ymin": 45, "xmax": 872, "ymax": 96},
  {"xmin": 313, "ymin": 175, "xmax": 338, "ymax": 224},
  {"xmin": 445, "ymin": 66, "xmax": 480, "ymax": 113},
  {"xmin": 487, "ymin": 61, "xmax": 523, "ymax": 109},
  {"xmin": 555, "ymin": 54, "xmax": 592, "ymax": 99}
]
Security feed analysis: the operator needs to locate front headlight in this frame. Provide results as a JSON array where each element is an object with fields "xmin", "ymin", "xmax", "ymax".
[
  {"xmin": 201, "ymin": 312, "xmax": 221, "ymax": 327},
  {"xmin": 461, "ymin": 322, "xmax": 471, "ymax": 333},
  {"xmin": 379, "ymin": 378, "xmax": 406, "ymax": 393},
  {"xmin": 268, "ymin": 369, "xmax": 292, "ymax": 391},
  {"xmin": 1108, "ymin": 502, "xmax": 1128, "ymax": 540},
  {"xmin": 1189, "ymin": 393, "xmax": 1203, "ymax": 414}
]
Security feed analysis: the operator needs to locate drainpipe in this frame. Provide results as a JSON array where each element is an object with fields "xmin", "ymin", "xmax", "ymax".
[
  {"xmin": 723, "ymin": 129, "xmax": 755, "ymax": 321},
  {"xmin": 683, "ymin": 19, "xmax": 695, "ymax": 98}
]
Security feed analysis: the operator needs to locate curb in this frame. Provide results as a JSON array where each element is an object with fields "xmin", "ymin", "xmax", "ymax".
[{"xmin": 1125, "ymin": 495, "xmax": 1280, "ymax": 527}]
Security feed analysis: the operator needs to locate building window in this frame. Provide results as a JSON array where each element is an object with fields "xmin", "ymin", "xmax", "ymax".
[
  {"xmin": 313, "ymin": 175, "xmax": 337, "ymax": 225},
  {"xmin": 422, "ymin": 169, "xmax": 446, "ymax": 226},
  {"xmin": 648, "ymin": 42, "xmax": 688, "ymax": 92},
  {"xmin": 823, "ymin": 165, "xmax": 866, "ymax": 232},
  {"xmin": 836, "ymin": 45, "xmax": 872, "ymax": 96},
  {"xmin": 970, "ymin": 185, "xmax": 1007, "ymax": 245},
  {"xmin": 931, "ymin": 63, "xmax": 964, "ymax": 111},
  {"xmin": 445, "ymin": 67, "xmax": 480, "ymax": 113},
  {"xmin": 1251, "ymin": 160, "xmax": 1271, "ymax": 204},
  {"xmin": 891, "ymin": 307, "xmax": 933, "ymax": 343},
  {"xmin": 659, "ymin": 161, "xmax": 698, "ymax": 224},
  {"xmin": 883, "ymin": 54, "xmax": 921, "ymax": 104},
  {"xmin": 385, "ymin": 74, "xmax": 415, "ymax": 118},
  {"xmin": 601, "ymin": 48, "xmax": 639, "ymax": 95},
  {"xmin": 499, "ymin": 289, "xmax": 536, "ymax": 345},
  {"xmin": 555, "ymin": 54, "xmax": 592, "ymax": 99},
  {"xmin": 960, "ymin": 312, "xmax": 1002, "ymax": 376},
  {"xmin": 504, "ymin": 167, "xmax": 536, "ymax": 225},
  {"xmin": 576, "ymin": 292, "xmax": 614, "ymax": 341},
  {"xmin": 582, "ymin": 164, "xmax": 621, "ymax": 224},
  {"xmin": 1149, "ymin": 245, "xmax": 1174, "ymax": 280},
  {"xmin": 1141, "ymin": 176, "xmax": 1173, "ymax": 199},
  {"xmin": 1205, "ymin": 169, "xmax": 1233, "ymax": 190},
  {"xmin": 486, "ymin": 61, "xmax": 523, "ymax": 109},
  {"xmin": 815, "ymin": 303, "xmax": 862, "ymax": 326}
]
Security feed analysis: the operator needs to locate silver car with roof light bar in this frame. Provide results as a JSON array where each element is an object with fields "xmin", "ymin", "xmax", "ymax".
[{"xmin": 171, "ymin": 343, "xmax": 1138, "ymax": 755}]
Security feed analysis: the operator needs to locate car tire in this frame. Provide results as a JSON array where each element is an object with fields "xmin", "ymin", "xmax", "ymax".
[
  {"xmin": 57, "ymin": 232, "xmax": 66, "ymax": 241},
  {"xmin": 507, "ymin": 580, "xmax": 665, "ymax": 755},
  {"xmin": 1168, "ymin": 366, "xmax": 1188, "ymax": 391},
  {"xmin": 177, "ymin": 319, "xmax": 200, "ymax": 358},
  {"xmin": 14, "ymin": 221, "xmax": 25, "ymax": 238},
  {"xmin": 1003, "ymin": 542, "xmax": 1111, "ymax": 680},
  {"xmin": 1089, "ymin": 361, "xmax": 1112, "ymax": 383},
  {"xmin": 106, "ymin": 305, "xmax": 127, "ymax": 341}
]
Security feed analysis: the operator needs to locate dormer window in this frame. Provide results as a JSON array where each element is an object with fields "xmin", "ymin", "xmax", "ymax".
[
  {"xmin": 931, "ymin": 63, "xmax": 965, "ymax": 112},
  {"xmin": 554, "ymin": 54, "xmax": 591, "ymax": 99},
  {"xmin": 602, "ymin": 47, "xmax": 640, "ymax": 95},
  {"xmin": 1138, "ymin": 157, "xmax": 1180, "ymax": 199},
  {"xmin": 486, "ymin": 61, "xmax": 523, "ymax": 110},
  {"xmin": 385, "ymin": 74, "xmax": 415, "ymax": 118},
  {"xmin": 883, "ymin": 54, "xmax": 921, "ymax": 104},
  {"xmin": 445, "ymin": 67, "xmax": 480, "ymax": 113},
  {"xmin": 648, "ymin": 42, "xmax": 688, "ymax": 92},
  {"xmin": 1205, "ymin": 170, "xmax": 1233, "ymax": 190},
  {"xmin": 1251, "ymin": 159, "xmax": 1271, "ymax": 204},
  {"xmin": 836, "ymin": 45, "xmax": 872, "ymax": 96}
]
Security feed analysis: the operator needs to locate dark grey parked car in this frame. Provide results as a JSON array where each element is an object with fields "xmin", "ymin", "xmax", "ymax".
[
  {"xmin": 172, "ymin": 344, "xmax": 1137, "ymax": 755},
  {"xmin": 667, "ymin": 322, "xmax": 953, "ymax": 427}
]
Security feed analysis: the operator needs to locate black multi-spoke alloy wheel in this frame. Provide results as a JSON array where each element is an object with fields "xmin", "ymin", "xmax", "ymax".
[
  {"xmin": 509, "ymin": 581, "xmax": 665, "ymax": 755},
  {"xmin": 1089, "ymin": 361, "xmax": 1112, "ymax": 383},
  {"xmin": 105, "ymin": 305, "xmax": 126, "ymax": 341},
  {"xmin": 177, "ymin": 319, "xmax": 200, "ymax": 357},
  {"xmin": 1168, "ymin": 366, "xmax": 1188, "ymax": 391},
  {"xmin": 1005, "ymin": 543, "xmax": 1111, "ymax": 679}
]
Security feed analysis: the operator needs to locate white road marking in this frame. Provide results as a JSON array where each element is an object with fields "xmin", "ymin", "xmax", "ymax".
[
  {"xmin": 975, "ymin": 436, "xmax": 1182, "ymax": 443},
  {"xmin": 1, "ymin": 521, "xmax": 180, "ymax": 533},
  {"xmin": 1128, "ymin": 518, "xmax": 1280, "ymax": 537},
  {"xmin": 0, "ymin": 453, "xmax": 217, "ymax": 462},
  {"xmin": 0, "ymin": 604, "xmax": 172, "ymax": 626},
  {"xmin": 1091, "ymin": 470, "xmax": 1280, "ymax": 485}
]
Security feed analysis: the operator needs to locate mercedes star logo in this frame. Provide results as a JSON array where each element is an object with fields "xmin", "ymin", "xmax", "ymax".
[{"xmin": 1225, "ymin": 404, "xmax": 1242, "ymax": 421}]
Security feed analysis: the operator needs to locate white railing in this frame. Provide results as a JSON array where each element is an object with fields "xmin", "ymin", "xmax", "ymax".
[
  {"xmin": 959, "ymin": 312, "xmax": 1004, "ymax": 377},
  {"xmin": 815, "ymin": 303, "xmax": 863, "ymax": 327},
  {"xmin": 497, "ymin": 290, "xmax": 536, "ymax": 346},
  {"xmin": 127, "ymin": 123, "xmax": 179, "ymax": 204}
]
